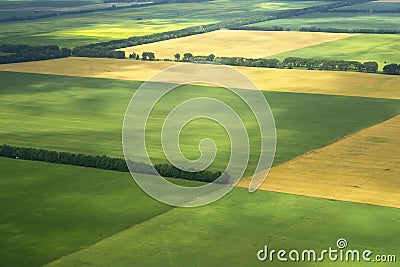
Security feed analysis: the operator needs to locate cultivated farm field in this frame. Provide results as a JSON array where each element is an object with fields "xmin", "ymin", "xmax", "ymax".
[
  {"xmin": 0, "ymin": 0, "xmax": 331, "ymax": 47},
  {"xmin": 268, "ymin": 34, "xmax": 400, "ymax": 69},
  {"xmin": 1, "ymin": 70, "xmax": 399, "ymax": 175},
  {"xmin": 244, "ymin": 12, "xmax": 400, "ymax": 31},
  {"xmin": 1, "ymin": 0, "xmax": 400, "ymax": 266},
  {"xmin": 239, "ymin": 114, "xmax": 400, "ymax": 208},
  {"xmin": 120, "ymin": 30, "xmax": 351, "ymax": 59}
]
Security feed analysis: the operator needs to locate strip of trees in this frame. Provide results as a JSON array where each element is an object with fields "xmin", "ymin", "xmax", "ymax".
[
  {"xmin": 162, "ymin": 52, "xmax": 379, "ymax": 73},
  {"xmin": 0, "ymin": 44, "xmax": 71, "ymax": 64},
  {"xmin": 299, "ymin": 26, "xmax": 400, "ymax": 34},
  {"xmin": 232, "ymin": 26, "xmax": 400, "ymax": 34},
  {"xmin": 0, "ymin": 144, "xmax": 227, "ymax": 183}
]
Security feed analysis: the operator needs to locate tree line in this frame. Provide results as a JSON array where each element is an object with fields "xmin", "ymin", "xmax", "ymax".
[
  {"xmin": 232, "ymin": 26, "xmax": 400, "ymax": 34},
  {"xmin": 72, "ymin": 0, "xmax": 370, "ymax": 58},
  {"xmin": 322, "ymin": 9, "xmax": 400, "ymax": 13},
  {"xmin": 299, "ymin": 26, "xmax": 400, "ymax": 34},
  {"xmin": 0, "ymin": 144, "xmax": 227, "ymax": 183},
  {"xmin": 0, "ymin": 44, "xmax": 71, "ymax": 64},
  {"xmin": 135, "ymin": 51, "xmax": 379, "ymax": 73}
]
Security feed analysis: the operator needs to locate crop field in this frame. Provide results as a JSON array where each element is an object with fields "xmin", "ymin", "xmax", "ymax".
[
  {"xmin": 47, "ymin": 186, "xmax": 400, "ymax": 266},
  {"xmin": 0, "ymin": 157, "xmax": 205, "ymax": 266},
  {"xmin": 2, "ymin": 57, "xmax": 400, "ymax": 99},
  {"xmin": 1, "ymin": 0, "xmax": 399, "ymax": 266},
  {"xmin": 243, "ymin": 12, "xmax": 400, "ymax": 31},
  {"xmin": 0, "ymin": 0, "xmax": 331, "ymax": 47},
  {"xmin": 120, "ymin": 30, "xmax": 350, "ymax": 59},
  {"xmin": 267, "ymin": 34, "xmax": 400, "ymax": 69},
  {"xmin": 1, "ymin": 70, "xmax": 400, "ymax": 175},
  {"xmin": 239, "ymin": 114, "xmax": 400, "ymax": 208},
  {"xmin": 2, "ymin": 157, "xmax": 398, "ymax": 266}
]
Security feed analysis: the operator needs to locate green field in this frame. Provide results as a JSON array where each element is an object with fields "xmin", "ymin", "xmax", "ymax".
[
  {"xmin": 1, "ymin": 71, "xmax": 400, "ymax": 175},
  {"xmin": 267, "ymin": 34, "xmax": 400, "ymax": 69},
  {"xmin": 0, "ymin": 157, "xmax": 205, "ymax": 266},
  {"xmin": 0, "ymin": 0, "xmax": 330, "ymax": 47},
  {"xmin": 2, "ymin": 157, "xmax": 398, "ymax": 266},
  {"xmin": 244, "ymin": 12, "xmax": 400, "ymax": 31}
]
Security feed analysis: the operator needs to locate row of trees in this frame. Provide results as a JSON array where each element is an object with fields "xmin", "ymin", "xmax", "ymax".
[
  {"xmin": 299, "ymin": 26, "xmax": 400, "ymax": 34},
  {"xmin": 72, "ymin": 0, "xmax": 370, "ymax": 57},
  {"xmin": 323, "ymin": 9, "xmax": 400, "ymax": 13},
  {"xmin": 72, "ymin": 47, "xmax": 125, "ymax": 59},
  {"xmin": 0, "ymin": 144, "xmax": 227, "ymax": 182},
  {"xmin": 161, "ymin": 52, "xmax": 379, "ymax": 73},
  {"xmin": 0, "ymin": 45, "xmax": 71, "ymax": 64},
  {"xmin": 383, "ymin": 64, "xmax": 400, "ymax": 75}
]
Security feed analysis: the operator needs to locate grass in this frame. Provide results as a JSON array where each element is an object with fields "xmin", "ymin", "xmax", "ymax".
[
  {"xmin": 244, "ymin": 12, "xmax": 400, "ymax": 31},
  {"xmin": 1, "ymin": 71, "xmax": 399, "ymax": 175},
  {"xmin": 47, "ymin": 187, "xmax": 400, "ymax": 266},
  {"xmin": 266, "ymin": 34, "xmax": 400, "ymax": 69},
  {"xmin": 0, "ymin": 157, "xmax": 204, "ymax": 266},
  {"xmin": 121, "ymin": 30, "xmax": 350, "ymax": 59},
  {"xmin": 0, "ymin": 0, "xmax": 331, "ymax": 47}
]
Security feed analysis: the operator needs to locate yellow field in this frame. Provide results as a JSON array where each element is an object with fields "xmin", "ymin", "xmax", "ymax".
[
  {"xmin": 120, "ymin": 30, "xmax": 351, "ymax": 59},
  {"xmin": 238, "ymin": 115, "xmax": 400, "ymax": 208},
  {"xmin": 1, "ymin": 57, "xmax": 400, "ymax": 99}
]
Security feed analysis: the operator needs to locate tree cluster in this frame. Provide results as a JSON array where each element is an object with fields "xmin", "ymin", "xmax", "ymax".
[
  {"xmin": 299, "ymin": 26, "xmax": 400, "ymax": 34},
  {"xmin": 0, "ymin": 44, "xmax": 71, "ymax": 64},
  {"xmin": 383, "ymin": 64, "xmax": 400, "ymax": 75},
  {"xmin": 72, "ymin": 47, "xmax": 125, "ymax": 59},
  {"xmin": 0, "ymin": 144, "xmax": 227, "ymax": 182},
  {"xmin": 282, "ymin": 57, "xmax": 378, "ymax": 72},
  {"xmin": 172, "ymin": 53, "xmax": 378, "ymax": 73},
  {"xmin": 323, "ymin": 9, "xmax": 400, "ymax": 13},
  {"xmin": 142, "ymin": 52, "xmax": 155, "ymax": 60}
]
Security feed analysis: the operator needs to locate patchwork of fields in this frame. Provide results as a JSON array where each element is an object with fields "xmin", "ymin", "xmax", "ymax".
[
  {"xmin": 1, "ymin": 0, "xmax": 399, "ymax": 266},
  {"xmin": 0, "ymin": 0, "xmax": 330, "ymax": 47}
]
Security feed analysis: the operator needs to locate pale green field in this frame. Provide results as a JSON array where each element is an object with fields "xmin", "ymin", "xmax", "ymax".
[
  {"xmin": 244, "ymin": 12, "xmax": 400, "ymax": 31},
  {"xmin": 267, "ymin": 34, "xmax": 400, "ymax": 69}
]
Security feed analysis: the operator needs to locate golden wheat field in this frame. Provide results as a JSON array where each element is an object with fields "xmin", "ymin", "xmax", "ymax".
[
  {"xmin": 238, "ymin": 115, "xmax": 400, "ymax": 208},
  {"xmin": 120, "ymin": 30, "xmax": 352, "ymax": 59},
  {"xmin": 1, "ymin": 57, "xmax": 400, "ymax": 99}
]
